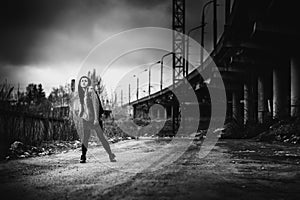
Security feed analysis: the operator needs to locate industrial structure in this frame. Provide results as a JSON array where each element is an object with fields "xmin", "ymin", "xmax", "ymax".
[{"xmin": 129, "ymin": 0, "xmax": 300, "ymax": 137}]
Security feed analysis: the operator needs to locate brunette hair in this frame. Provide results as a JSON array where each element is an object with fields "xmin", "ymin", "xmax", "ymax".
[{"xmin": 78, "ymin": 76, "xmax": 91, "ymax": 105}]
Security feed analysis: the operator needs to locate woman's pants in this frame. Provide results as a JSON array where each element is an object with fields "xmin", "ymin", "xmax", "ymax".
[{"xmin": 81, "ymin": 120, "xmax": 112, "ymax": 155}]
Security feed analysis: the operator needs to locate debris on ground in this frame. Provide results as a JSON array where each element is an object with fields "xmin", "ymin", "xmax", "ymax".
[
  {"xmin": 5, "ymin": 120, "xmax": 136, "ymax": 160},
  {"xmin": 107, "ymin": 136, "xmax": 133, "ymax": 143},
  {"xmin": 6, "ymin": 140, "xmax": 82, "ymax": 160},
  {"xmin": 195, "ymin": 130, "xmax": 207, "ymax": 140},
  {"xmin": 255, "ymin": 118, "xmax": 300, "ymax": 145}
]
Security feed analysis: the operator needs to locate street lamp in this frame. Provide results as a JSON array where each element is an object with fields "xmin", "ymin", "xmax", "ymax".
[
  {"xmin": 201, "ymin": 0, "xmax": 215, "ymax": 65},
  {"xmin": 133, "ymin": 69, "xmax": 147, "ymax": 100},
  {"xmin": 186, "ymin": 24, "xmax": 206, "ymax": 76},
  {"xmin": 128, "ymin": 84, "xmax": 131, "ymax": 104},
  {"xmin": 133, "ymin": 74, "xmax": 139, "ymax": 100},
  {"xmin": 148, "ymin": 61, "xmax": 161, "ymax": 96},
  {"xmin": 160, "ymin": 52, "xmax": 174, "ymax": 91}
]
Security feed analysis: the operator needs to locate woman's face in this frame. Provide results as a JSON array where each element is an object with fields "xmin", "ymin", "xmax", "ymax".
[{"xmin": 80, "ymin": 77, "xmax": 89, "ymax": 88}]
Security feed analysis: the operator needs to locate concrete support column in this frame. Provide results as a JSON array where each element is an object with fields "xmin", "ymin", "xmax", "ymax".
[
  {"xmin": 232, "ymin": 89, "xmax": 242, "ymax": 124},
  {"xmin": 226, "ymin": 90, "xmax": 232, "ymax": 121},
  {"xmin": 273, "ymin": 65, "xmax": 290, "ymax": 119},
  {"xmin": 258, "ymin": 75, "xmax": 267, "ymax": 123},
  {"xmin": 253, "ymin": 76, "xmax": 258, "ymax": 123},
  {"xmin": 244, "ymin": 79, "xmax": 254, "ymax": 125},
  {"xmin": 166, "ymin": 106, "xmax": 171, "ymax": 119},
  {"xmin": 133, "ymin": 105, "xmax": 137, "ymax": 118},
  {"xmin": 267, "ymin": 71, "xmax": 273, "ymax": 121},
  {"xmin": 291, "ymin": 57, "xmax": 300, "ymax": 117}
]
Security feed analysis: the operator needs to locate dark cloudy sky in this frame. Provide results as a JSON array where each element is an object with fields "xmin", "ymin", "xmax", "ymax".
[{"xmin": 0, "ymin": 0, "xmax": 225, "ymax": 95}]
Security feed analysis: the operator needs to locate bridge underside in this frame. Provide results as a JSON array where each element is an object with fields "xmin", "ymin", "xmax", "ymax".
[{"xmin": 129, "ymin": 0, "xmax": 300, "ymax": 137}]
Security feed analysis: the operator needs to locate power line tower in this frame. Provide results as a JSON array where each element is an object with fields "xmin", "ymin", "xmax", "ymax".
[
  {"xmin": 172, "ymin": 0, "xmax": 185, "ymax": 135},
  {"xmin": 172, "ymin": 0, "xmax": 186, "ymax": 85}
]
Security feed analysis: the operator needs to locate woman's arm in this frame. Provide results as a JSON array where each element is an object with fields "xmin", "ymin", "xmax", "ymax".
[
  {"xmin": 91, "ymin": 88, "xmax": 100, "ymax": 125},
  {"xmin": 79, "ymin": 104, "xmax": 84, "ymax": 117}
]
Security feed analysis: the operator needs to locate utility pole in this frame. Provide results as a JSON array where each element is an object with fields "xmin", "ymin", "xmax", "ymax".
[
  {"xmin": 136, "ymin": 77, "xmax": 139, "ymax": 100},
  {"xmin": 128, "ymin": 84, "xmax": 131, "ymax": 104},
  {"xmin": 133, "ymin": 68, "xmax": 147, "ymax": 102},
  {"xmin": 213, "ymin": 0, "xmax": 217, "ymax": 48},
  {"xmin": 17, "ymin": 82, "xmax": 20, "ymax": 102},
  {"xmin": 149, "ymin": 65, "xmax": 151, "ymax": 96},
  {"xmin": 148, "ymin": 61, "xmax": 160, "ymax": 96},
  {"xmin": 160, "ymin": 52, "xmax": 174, "ymax": 91},
  {"xmin": 121, "ymin": 89, "xmax": 123, "ymax": 106},
  {"xmin": 186, "ymin": 25, "xmax": 205, "ymax": 76},
  {"xmin": 201, "ymin": 1, "xmax": 214, "ymax": 65}
]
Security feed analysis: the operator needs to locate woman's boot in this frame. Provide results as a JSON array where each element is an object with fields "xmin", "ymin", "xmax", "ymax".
[
  {"xmin": 80, "ymin": 144, "xmax": 87, "ymax": 163},
  {"xmin": 109, "ymin": 153, "xmax": 116, "ymax": 162}
]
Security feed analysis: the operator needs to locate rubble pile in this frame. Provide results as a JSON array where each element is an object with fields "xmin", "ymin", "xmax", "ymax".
[
  {"xmin": 256, "ymin": 118, "xmax": 300, "ymax": 144},
  {"xmin": 195, "ymin": 130, "xmax": 208, "ymax": 140},
  {"xmin": 104, "ymin": 120, "xmax": 131, "ymax": 139},
  {"xmin": 6, "ymin": 140, "xmax": 81, "ymax": 160}
]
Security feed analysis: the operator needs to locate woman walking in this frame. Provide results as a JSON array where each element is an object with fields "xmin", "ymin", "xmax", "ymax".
[{"xmin": 78, "ymin": 76, "xmax": 116, "ymax": 163}]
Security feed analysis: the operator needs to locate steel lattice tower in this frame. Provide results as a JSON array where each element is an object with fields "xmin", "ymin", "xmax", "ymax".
[
  {"xmin": 172, "ymin": 0, "xmax": 185, "ymax": 135},
  {"xmin": 172, "ymin": 0, "xmax": 185, "ymax": 86}
]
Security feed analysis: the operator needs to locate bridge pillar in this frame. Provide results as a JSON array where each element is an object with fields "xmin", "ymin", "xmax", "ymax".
[
  {"xmin": 273, "ymin": 64, "xmax": 290, "ymax": 119},
  {"xmin": 166, "ymin": 106, "xmax": 172, "ymax": 119},
  {"xmin": 232, "ymin": 87, "xmax": 243, "ymax": 124},
  {"xmin": 227, "ymin": 90, "xmax": 233, "ymax": 121},
  {"xmin": 291, "ymin": 56, "xmax": 300, "ymax": 117},
  {"xmin": 258, "ymin": 70, "xmax": 273, "ymax": 123},
  {"xmin": 244, "ymin": 77, "xmax": 255, "ymax": 125},
  {"xmin": 253, "ymin": 76, "xmax": 258, "ymax": 123},
  {"xmin": 258, "ymin": 74, "xmax": 267, "ymax": 123}
]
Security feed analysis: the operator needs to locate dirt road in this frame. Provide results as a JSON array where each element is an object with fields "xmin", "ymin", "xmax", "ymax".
[{"xmin": 1, "ymin": 138, "xmax": 300, "ymax": 200}]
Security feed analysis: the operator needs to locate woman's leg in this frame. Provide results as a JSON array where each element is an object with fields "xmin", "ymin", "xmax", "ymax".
[
  {"xmin": 81, "ymin": 121, "xmax": 91, "ymax": 163},
  {"xmin": 82, "ymin": 124, "xmax": 91, "ymax": 148},
  {"xmin": 94, "ymin": 124, "xmax": 116, "ymax": 162}
]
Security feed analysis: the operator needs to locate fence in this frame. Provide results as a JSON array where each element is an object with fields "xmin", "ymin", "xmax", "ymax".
[{"xmin": 0, "ymin": 104, "xmax": 78, "ymax": 158}]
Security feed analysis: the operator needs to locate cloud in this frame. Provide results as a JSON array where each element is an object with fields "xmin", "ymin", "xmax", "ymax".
[
  {"xmin": 0, "ymin": 0, "xmax": 226, "ymax": 96},
  {"xmin": 0, "ymin": 0, "xmax": 70, "ymax": 65},
  {"xmin": 0, "ymin": 0, "xmax": 170, "ymax": 66},
  {"xmin": 0, "ymin": 0, "xmax": 172, "ymax": 95}
]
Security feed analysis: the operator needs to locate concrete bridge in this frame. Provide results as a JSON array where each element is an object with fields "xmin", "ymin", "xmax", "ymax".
[{"xmin": 128, "ymin": 0, "xmax": 300, "ymax": 136}]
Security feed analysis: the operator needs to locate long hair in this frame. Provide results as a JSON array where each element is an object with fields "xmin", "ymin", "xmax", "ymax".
[{"xmin": 78, "ymin": 76, "xmax": 92, "ymax": 106}]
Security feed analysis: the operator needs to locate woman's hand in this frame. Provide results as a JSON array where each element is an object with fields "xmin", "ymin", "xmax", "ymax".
[
  {"xmin": 93, "ymin": 120, "xmax": 99, "ymax": 126},
  {"xmin": 87, "ymin": 86, "xmax": 94, "ymax": 93}
]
